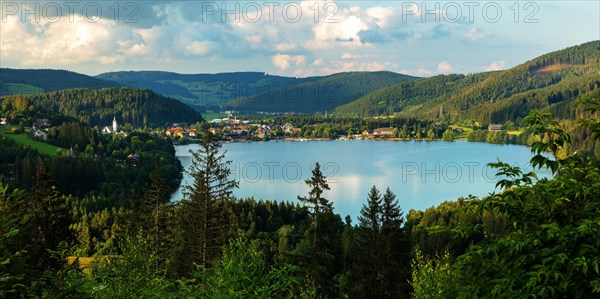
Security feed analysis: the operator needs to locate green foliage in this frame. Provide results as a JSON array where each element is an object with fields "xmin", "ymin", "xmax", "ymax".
[
  {"xmin": 0, "ymin": 184, "xmax": 29, "ymax": 297},
  {"xmin": 442, "ymin": 128, "xmax": 455, "ymax": 141},
  {"xmin": 576, "ymin": 98, "xmax": 600, "ymax": 141},
  {"xmin": 411, "ymin": 249, "xmax": 457, "ymax": 299},
  {"xmin": 467, "ymin": 129, "xmax": 487, "ymax": 142},
  {"xmin": 87, "ymin": 235, "xmax": 176, "ymax": 299},
  {"xmin": 524, "ymin": 109, "xmax": 571, "ymax": 173},
  {"xmin": 205, "ymin": 237, "xmax": 314, "ymax": 298},
  {"xmin": 443, "ymin": 107, "xmax": 600, "ymax": 298}
]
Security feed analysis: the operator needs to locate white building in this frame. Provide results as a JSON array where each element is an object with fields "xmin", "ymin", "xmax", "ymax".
[{"xmin": 102, "ymin": 116, "xmax": 119, "ymax": 134}]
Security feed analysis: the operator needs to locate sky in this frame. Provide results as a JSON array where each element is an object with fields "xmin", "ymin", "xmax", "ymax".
[{"xmin": 1, "ymin": 1, "xmax": 598, "ymax": 77}]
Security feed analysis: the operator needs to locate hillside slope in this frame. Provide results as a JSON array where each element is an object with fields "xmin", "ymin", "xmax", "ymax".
[
  {"xmin": 0, "ymin": 87, "xmax": 203, "ymax": 127},
  {"xmin": 97, "ymin": 71, "xmax": 308, "ymax": 110},
  {"xmin": 225, "ymin": 71, "xmax": 419, "ymax": 113},
  {"xmin": 0, "ymin": 68, "xmax": 119, "ymax": 96},
  {"xmin": 335, "ymin": 40, "xmax": 600, "ymax": 124}
]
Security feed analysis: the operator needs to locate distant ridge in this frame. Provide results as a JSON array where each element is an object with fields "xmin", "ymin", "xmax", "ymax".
[
  {"xmin": 96, "ymin": 71, "xmax": 307, "ymax": 110},
  {"xmin": 0, "ymin": 68, "xmax": 119, "ymax": 96},
  {"xmin": 0, "ymin": 87, "xmax": 203, "ymax": 127},
  {"xmin": 224, "ymin": 71, "xmax": 419, "ymax": 113},
  {"xmin": 3, "ymin": 40, "xmax": 598, "ymax": 121},
  {"xmin": 335, "ymin": 40, "xmax": 600, "ymax": 124}
]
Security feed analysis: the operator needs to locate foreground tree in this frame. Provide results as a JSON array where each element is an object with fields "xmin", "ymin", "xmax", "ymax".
[
  {"xmin": 349, "ymin": 186, "xmax": 382, "ymax": 298},
  {"xmin": 298, "ymin": 162, "xmax": 332, "ymax": 256},
  {"xmin": 297, "ymin": 163, "xmax": 342, "ymax": 297},
  {"xmin": 349, "ymin": 186, "xmax": 410, "ymax": 298},
  {"xmin": 179, "ymin": 133, "xmax": 238, "ymax": 270},
  {"xmin": 417, "ymin": 104, "xmax": 600, "ymax": 297},
  {"xmin": 380, "ymin": 188, "xmax": 410, "ymax": 298}
]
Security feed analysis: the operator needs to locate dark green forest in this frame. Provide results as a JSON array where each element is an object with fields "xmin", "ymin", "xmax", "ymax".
[
  {"xmin": 335, "ymin": 41, "xmax": 600, "ymax": 125},
  {"xmin": 225, "ymin": 71, "xmax": 418, "ymax": 113},
  {"xmin": 1, "ymin": 99, "xmax": 600, "ymax": 297},
  {"xmin": 0, "ymin": 87, "xmax": 203, "ymax": 127},
  {"xmin": 0, "ymin": 69, "xmax": 119, "ymax": 96},
  {"xmin": 96, "ymin": 71, "xmax": 305, "ymax": 110}
]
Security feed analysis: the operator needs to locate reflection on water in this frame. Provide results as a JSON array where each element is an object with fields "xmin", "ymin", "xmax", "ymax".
[{"xmin": 171, "ymin": 140, "xmax": 551, "ymax": 220}]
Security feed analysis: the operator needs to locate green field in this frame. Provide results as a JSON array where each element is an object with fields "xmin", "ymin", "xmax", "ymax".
[
  {"xmin": 2, "ymin": 132, "xmax": 65, "ymax": 156},
  {"xmin": 449, "ymin": 125, "xmax": 473, "ymax": 140},
  {"xmin": 201, "ymin": 111, "xmax": 228, "ymax": 121},
  {"xmin": 507, "ymin": 130, "xmax": 525, "ymax": 136}
]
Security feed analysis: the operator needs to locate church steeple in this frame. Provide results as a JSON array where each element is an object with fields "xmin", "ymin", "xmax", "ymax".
[{"xmin": 113, "ymin": 116, "xmax": 118, "ymax": 132}]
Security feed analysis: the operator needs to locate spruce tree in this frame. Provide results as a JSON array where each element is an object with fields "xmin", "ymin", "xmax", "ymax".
[
  {"xmin": 297, "ymin": 162, "xmax": 341, "ymax": 296},
  {"xmin": 181, "ymin": 133, "xmax": 238, "ymax": 268},
  {"xmin": 350, "ymin": 185, "xmax": 383, "ymax": 298},
  {"xmin": 381, "ymin": 187, "xmax": 410, "ymax": 298},
  {"xmin": 297, "ymin": 162, "xmax": 332, "ymax": 255},
  {"xmin": 349, "ymin": 186, "xmax": 410, "ymax": 298},
  {"xmin": 145, "ymin": 166, "xmax": 171, "ymax": 270}
]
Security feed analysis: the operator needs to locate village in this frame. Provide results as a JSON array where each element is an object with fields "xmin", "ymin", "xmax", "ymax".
[
  {"xmin": 161, "ymin": 118, "xmax": 508, "ymax": 142},
  {"xmin": 0, "ymin": 113, "xmax": 514, "ymax": 144}
]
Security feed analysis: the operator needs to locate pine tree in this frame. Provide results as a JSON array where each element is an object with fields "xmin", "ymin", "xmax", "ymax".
[
  {"xmin": 350, "ymin": 185, "xmax": 383, "ymax": 298},
  {"xmin": 297, "ymin": 162, "xmax": 332, "ymax": 258},
  {"xmin": 381, "ymin": 187, "xmax": 410, "ymax": 298},
  {"xmin": 145, "ymin": 166, "xmax": 171, "ymax": 270},
  {"xmin": 297, "ymin": 162, "xmax": 341, "ymax": 296},
  {"xmin": 181, "ymin": 133, "xmax": 238, "ymax": 268},
  {"xmin": 349, "ymin": 187, "xmax": 411, "ymax": 298}
]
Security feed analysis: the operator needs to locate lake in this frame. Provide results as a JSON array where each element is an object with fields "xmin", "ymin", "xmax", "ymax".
[{"xmin": 170, "ymin": 140, "xmax": 551, "ymax": 219}]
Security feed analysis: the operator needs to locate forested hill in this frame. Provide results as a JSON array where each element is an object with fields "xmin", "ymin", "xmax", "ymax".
[
  {"xmin": 0, "ymin": 87, "xmax": 203, "ymax": 127},
  {"xmin": 335, "ymin": 40, "xmax": 600, "ymax": 124},
  {"xmin": 224, "ymin": 71, "xmax": 419, "ymax": 113},
  {"xmin": 96, "ymin": 71, "xmax": 307, "ymax": 110},
  {"xmin": 0, "ymin": 68, "xmax": 119, "ymax": 96}
]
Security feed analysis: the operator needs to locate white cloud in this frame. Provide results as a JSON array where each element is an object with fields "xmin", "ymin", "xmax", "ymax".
[
  {"xmin": 464, "ymin": 28, "xmax": 490, "ymax": 41},
  {"xmin": 485, "ymin": 60, "xmax": 507, "ymax": 71},
  {"xmin": 245, "ymin": 35, "xmax": 262, "ymax": 45},
  {"xmin": 293, "ymin": 68, "xmax": 315, "ymax": 77},
  {"xmin": 342, "ymin": 53, "xmax": 360, "ymax": 59},
  {"xmin": 0, "ymin": 15, "xmax": 138, "ymax": 67},
  {"xmin": 321, "ymin": 60, "xmax": 386, "ymax": 75},
  {"xmin": 272, "ymin": 54, "xmax": 306, "ymax": 71},
  {"xmin": 399, "ymin": 67, "xmax": 433, "ymax": 77},
  {"xmin": 407, "ymin": 32, "xmax": 423, "ymax": 44},
  {"xmin": 1, "ymin": 0, "xmax": 550, "ymax": 77},
  {"xmin": 304, "ymin": 12, "xmax": 370, "ymax": 50},
  {"xmin": 293, "ymin": 55, "xmax": 306, "ymax": 66},
  {"xmin": 185, "ymin": 41, "xmax": 213, "ymax": 56},
  {"xmin": 365, "ymin": 6, "xmax": 400, "ymax": 29},
  {"xmin": 275, "ymin": 42, "xmax": 298, "ymax": 52},
  {"xmin": 437, "ymin": 61, "xmax": 453, "ymax": 73},
  {"xmin": 272, "ymin": 54, "xmax": 292, "ymax": 71}
]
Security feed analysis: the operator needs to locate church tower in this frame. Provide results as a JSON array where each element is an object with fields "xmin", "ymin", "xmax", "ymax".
[{"xmin": 113, "ymin": 116, "xmax": 118, "ymax": 132}]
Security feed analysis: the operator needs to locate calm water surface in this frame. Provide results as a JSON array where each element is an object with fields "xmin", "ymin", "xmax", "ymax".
[{"xmin": 171, "ymin": 140, "xmax": 551, "ymax": 219}]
